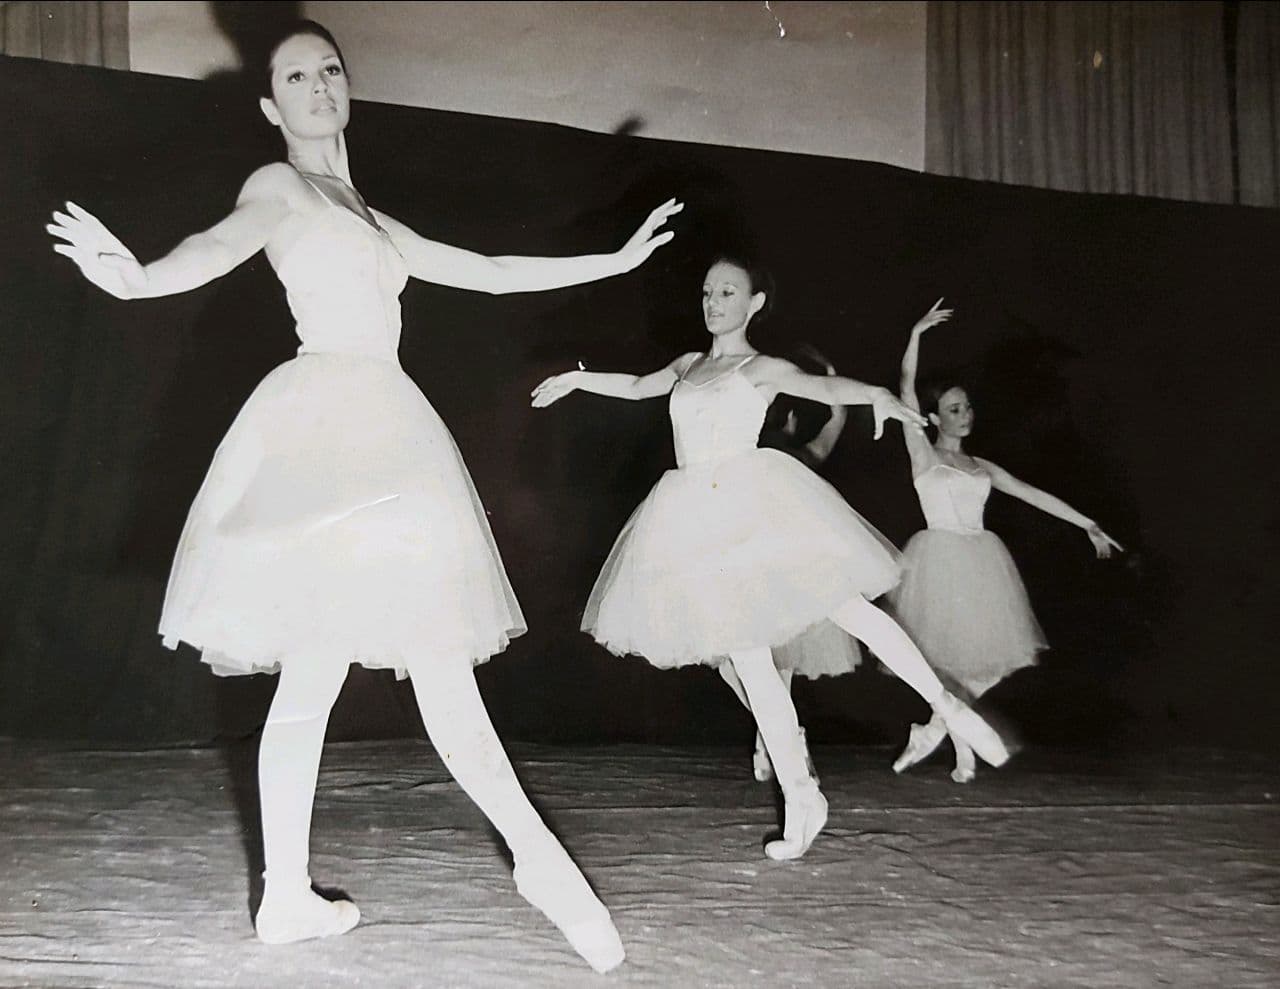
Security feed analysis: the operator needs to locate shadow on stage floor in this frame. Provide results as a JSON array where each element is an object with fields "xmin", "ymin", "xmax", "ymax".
[{"xmin": 2, "ymin": 740, "xmax": 1277, "ymax": 987}]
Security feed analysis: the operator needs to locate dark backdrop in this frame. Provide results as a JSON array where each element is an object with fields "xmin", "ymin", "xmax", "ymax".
[{"xmin": 3, "ymin": 56, "xmax": 1277, "ymax": 750}]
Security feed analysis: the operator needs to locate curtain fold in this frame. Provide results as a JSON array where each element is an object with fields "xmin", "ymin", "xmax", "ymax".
[
  {"xmin": 0, "ymin": 0, "xmax": 129, "ymax": 69},
  {"xmin": 927, "ymin": 1, "xmax": 1236, "ymax": 204},
  {"xmin": 1236, "ymin": 1, "xmax": 1280, "ymax": 207}
]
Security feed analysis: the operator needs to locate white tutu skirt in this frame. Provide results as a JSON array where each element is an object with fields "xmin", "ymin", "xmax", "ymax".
[
  {"xmin": 583, "ymin": 448, "xmax": 900, "ymax": 674},
  {"xmin": 886, "ymin": 529, "xmax": 1047, "ymax": 697},
  {"xmin": 158, "ymin": 353, "xmax": 525, "ymax": 677}
]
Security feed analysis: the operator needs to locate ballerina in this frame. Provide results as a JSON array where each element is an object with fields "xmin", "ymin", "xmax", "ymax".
[
  {"xmin": 889, "ymin": 299, "xmax": 1123, "ymax": 782},
  {"xmin": 533, "ymin": 255, "xmax": 1012, "ymax": 860},
  {"xmin": 47, "ymin": 19, "xmax": 682, "ymax": 972},
  {"xmin": 728, "ymin": 342, "xmax": 855, "ymax": 783}
]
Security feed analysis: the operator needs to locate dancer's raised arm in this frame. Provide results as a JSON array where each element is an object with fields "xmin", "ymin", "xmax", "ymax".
[
  {"xmin": 898, "ymin": 298, "xmax": 953, "ymax": 471},
  {"xmin": 373, "ymin": 198, "xmax": 683, "ymax": 296},
  {"xmin": 900, "ymin": 298, "xmax": 952, "ymax": 412}
]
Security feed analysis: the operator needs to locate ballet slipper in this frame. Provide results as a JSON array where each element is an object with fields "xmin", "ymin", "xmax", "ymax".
[
  {"xmin": 892, "ymin": 719, "xmax": 947, "ymax": 774},
  {"xmin": 513, "ymin": 854, "xmax": 625, "ymax": 974},
  {"xmin": 764, "ymin": 778, "xmax": 828, "ymax": 862},
  {"xmin": 933, "ymin": 691, "xmax": 1010, "ymax": 768},
  {"xmin": 255, "ymin": 874, "xmax": 360, "ymax": 945}
]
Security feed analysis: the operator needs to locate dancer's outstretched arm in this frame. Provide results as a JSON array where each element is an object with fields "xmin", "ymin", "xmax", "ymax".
[
  {"xmin": 47, "ymin": 163, "xmax": 295, "ymax": 300},
  {"xmin": 750, "ymin": 357, "xmax": 928, "ymax": 440},
  {"xmin": 975, "ymin": 458, "xmax": 1124, "ymax": 558},
  {"xmin": 531, "ymin": 353, "xmax": 698, "ymax": 406},
  {"xmin": 373, "ymin": 199, "xmax": 683, "ymax": 296}
]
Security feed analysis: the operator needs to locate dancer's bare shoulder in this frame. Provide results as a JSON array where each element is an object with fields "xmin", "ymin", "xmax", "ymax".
[{"xmin": 238, "ymin": 162, "xmax": 310, "ymax": 210}]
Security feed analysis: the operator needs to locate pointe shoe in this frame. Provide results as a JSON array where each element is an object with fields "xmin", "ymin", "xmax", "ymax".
[
  {"xmin": 255, "ymin": 877, "xmax": 361, "ymax": 945},
  {"xmin": 514, "ymin": 856, "xmax": 626, "ymax": 974},
  {"xmin": 950, "ymin": 765, "xmax": 976, "ymax": 784},
  {"xmin": 764, "ymin": 779, "xmax": 828, "ymax": 862},
  {"xmin": 892, "ymin": 720, "xmax": 947, "ymax": 774},
  {"xmin": 933, "ymin": 691, "xmax": 1010, "ymax": 768}
]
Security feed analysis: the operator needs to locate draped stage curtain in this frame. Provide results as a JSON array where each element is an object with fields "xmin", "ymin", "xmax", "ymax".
[
  {"xmin": 0, "ymin": 0, "xmax": 128, "ymax": 69},
  {"xmin": 927, "ymin": 0, "xmax": 1280, "ymax": 207},
  {"xmin": 1236, "ymin": 1, "xmax": 1280, "ymax": 206}
]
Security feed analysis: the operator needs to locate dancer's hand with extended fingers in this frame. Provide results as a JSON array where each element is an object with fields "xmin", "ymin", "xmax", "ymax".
[
  {"xmin": 1086, "ymin": 524, "xmax": 1124, "ymax": 559},
  {"xmin": 48, "ymin": 202, "xmax": 148, "ymax": 300},
  {"xmin": 911, "ymin": 297, "xmax": 953, "ymax": 336},
  {"xmin": 616, "ymin": 198, "xmax": 683, "ymax": 272},
  {"xmin": 871, "ymin": 389, "xmax": 929, "ymax": 440},
  {"xmin": 531, "ymin": 371, "xmax": 581, "ymax": 408}
]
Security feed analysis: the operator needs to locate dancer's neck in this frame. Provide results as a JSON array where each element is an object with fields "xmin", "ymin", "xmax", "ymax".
[
  {"xmin": 708, "ymin": 333, "xmax": 755, "ymax": 359},
  {"xmin": 287, "ymin": 134, "xmax": 351, "ymax": 186}
]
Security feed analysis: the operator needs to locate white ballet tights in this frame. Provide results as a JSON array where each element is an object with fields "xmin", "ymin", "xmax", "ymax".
[
  {"xmin": 725, "ymin": 648, "xmax": 810, "ymax": 793},
  {"xmin": 720, "ymin": 596, "xmax": 1005, "ymax": 779},
  {"xmin": 727, "ymin": 648, "xmax": 828, "ymax": 859},
  {"xmin": 256, "ymin": 658, "xmax": 623, "ymax": 970},
  {"xmin": 720, "ymin": 662, "xmax": 791, "ymax": 711},
  {"xmin": 405, "ymin": 657, "xmax": 554, "ymax": 853},
  {"xmin": 826, "ymin": 595, "xmax": 946, "ymax": 703},
  {"xmin": 259, "ymin": 661, "xmax": 348, "ymax": 887},
  {"xmin": 255, "ymin": 661, "xmax": 359, "ymax": 944},
  {"xmin": 721, "ymin": 596, "xmax": 946, "ymax": 714}
]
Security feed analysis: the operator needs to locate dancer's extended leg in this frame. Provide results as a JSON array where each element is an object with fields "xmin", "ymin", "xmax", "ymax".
[
  {"xmin": 406, "ymin": 657, "xmax": 624, "ymax": 974},
  {"xmin": 828, "ymin": 595, "xmax": 1010, "ymax": 768}
]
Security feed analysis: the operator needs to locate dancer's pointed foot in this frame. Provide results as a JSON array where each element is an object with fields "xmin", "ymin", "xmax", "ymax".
[
  {"xmin": 892, "ymin": 719, "xmax": 947, "ymax": 774},
  {"xmin": 514, "ymin": 850, "xmax": 625, "ymax": 973},
  {"xmin": 765, "ymin": 779, "xmax": 828, "ymax": 862},
  {"xmin": 934, "ymin": 692, "xmax": 1010, "ymax": 768},
  {"xmin": 255, "ymin": 876, "xmax": 360, "ymax": 945}
]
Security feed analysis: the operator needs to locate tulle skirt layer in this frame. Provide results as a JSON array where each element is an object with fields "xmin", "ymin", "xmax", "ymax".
[
  {"xmin": 158, "ymin": 353, "xmax": 525, "ymax": 677},
  {"xmin": 886, "ymin": 528, "xmax": 1047, "ymax": 697},
  {"xmin": 583, "ymin": 448, "xmax": 899, "ymax": 674}
]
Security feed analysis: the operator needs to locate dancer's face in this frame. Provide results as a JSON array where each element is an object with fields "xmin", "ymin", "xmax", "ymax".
[
  {"xmin": 260, "ymin": 33, "xmax": 350, "ymax": 140},
  {"xmin": 930, "ymin": 387, "xmax": 974, "ymax": 438},
  {"xmin": 702, "ymin": 262, "xmax": 765, "ymax": 337}
]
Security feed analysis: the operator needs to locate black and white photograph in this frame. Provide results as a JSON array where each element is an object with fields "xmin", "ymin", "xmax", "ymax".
[{"xmin": 2, "ymin": 2, "xmax": 1278, "ymax": 986}]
